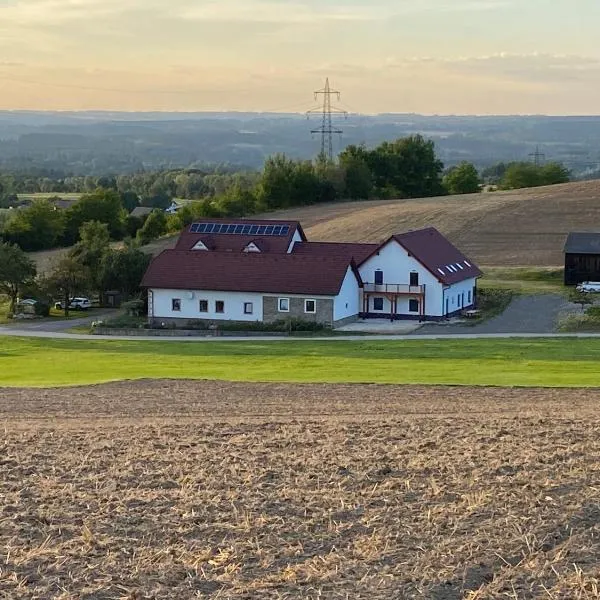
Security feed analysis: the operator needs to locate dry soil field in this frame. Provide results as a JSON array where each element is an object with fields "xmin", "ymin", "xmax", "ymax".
[{"xmin": 1, "ymin": 380, "xmax": 600, "ymax": 599}]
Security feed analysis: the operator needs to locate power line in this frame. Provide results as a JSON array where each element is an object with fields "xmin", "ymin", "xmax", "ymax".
[
  {"xmin": 529, "ymin": 145, "xmax": 546, "ymax": 167},
  {"xmin": 306, "ymin": 78, "xmax": 347, "ymax": 161}
]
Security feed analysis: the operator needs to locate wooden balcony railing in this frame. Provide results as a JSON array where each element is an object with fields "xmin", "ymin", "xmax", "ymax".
[{"xmin": 363, "ymin": 283, "xmax": 425, "ymax": 294}]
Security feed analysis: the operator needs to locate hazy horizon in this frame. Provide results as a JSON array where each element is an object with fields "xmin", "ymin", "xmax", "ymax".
[{"xmin": 1, "ymin": 1, "xmax": 599, "ymax": 114}]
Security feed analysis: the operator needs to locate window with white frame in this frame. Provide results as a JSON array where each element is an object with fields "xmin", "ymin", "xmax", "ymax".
[
  {"xmin": 199, "ymin": 299, "xmax": 208, "ymax": 313},
  {"xmin": 409, "ymin": 299, "xmax": 419, "ymax": 313},
  {"xmin": 215, "ymin": 300, "xmax": 224, "ymax": 313},
  {"xmin": 278, "ymin": 298, "xmax": 289, "ymax": 312},
  {"xmin": 244, "ymin": 302, "xmax": 253, "ymax": 315},
  {"xmin": 304, "ymin": 299, "xmax": 316, "ymax": 313},
  {"xmin": 172, "ymin": 298, "xmax": 181, "ymax": 312}
]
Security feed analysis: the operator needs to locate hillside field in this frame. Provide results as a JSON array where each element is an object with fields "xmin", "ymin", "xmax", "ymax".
[
  {"xmin": 1, "ymin": 380, "xmax": 599, "ymax": 598},
  {"xmin": 27, "ymin": 180, "xmax": 600, "ymax": 274}
]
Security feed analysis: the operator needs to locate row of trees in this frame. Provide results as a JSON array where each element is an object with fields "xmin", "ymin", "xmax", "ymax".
[
  {"xmin": 0, "ymin": 223, "xmax": 150, "ymax": 316},
  {"xmin": 1, "ymin": 137, "xmax": 573, "ymax": 253},
  {"xmin": 0, "ymin": 190, "xmax": 140, "ymax": 251},
  {"xmin": 482, "ymin": 161, "xmax": 571, "ymax": 189}
]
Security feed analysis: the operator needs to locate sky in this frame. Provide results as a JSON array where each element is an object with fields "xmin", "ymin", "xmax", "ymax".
[{"xmin": 0, "ymin": 0, "xmax": 600, "ymax": 114}]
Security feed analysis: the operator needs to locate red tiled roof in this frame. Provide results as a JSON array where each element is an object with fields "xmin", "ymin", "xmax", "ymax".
[
  {"xmin": 389, "ymin": 227, "xmax": 482, "ymax": 285},
  {"xmin": 292, "ymin": 241, "xmax": 380, "ymax": 264},
  {"xmin": 175, "ymin": 219, "xmax": 305, "ymax": 253},
  {"xmin": 141, "ymin": 250, "xmax": 361, "ymax": 296}
]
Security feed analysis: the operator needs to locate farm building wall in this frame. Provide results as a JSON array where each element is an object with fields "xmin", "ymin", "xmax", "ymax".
[
  {"xmin": 564, "ymin": 253, "xmax": 600, "ymax": 285},
  {"xmin": 359, "ymin": 239, "xmax": 444, "ymax": 317},
  {"xmin": 443, "ymin": 278, "xmax": 478, "ymax": 316},
  {"xmin": 263, "ymin": 295, "xmax": 334, "ymax": 325},
  {"xmin": 333, "ymin": 267, "xmax": 361, "ymax": 322},
  {"xmin": 150, "ymin": 289, "xmax": 264, "ymax": 322}
]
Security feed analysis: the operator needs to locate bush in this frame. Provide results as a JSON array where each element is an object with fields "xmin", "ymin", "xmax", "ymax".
[
  {"xmin": 33, "ymin": 300, "xmax": 51, "ymax": 317},
  {"xmin": 585, "ymin": 305, "xmax": 600, "ymax": 318},
  {"xmin": 475, "ymin": 288, "xmax": 513, "ymax": 318},
  {"xmin": 100, "ymin": 314, "xmax": 147, "ymax": 329},
  {"xmin": 121, "ymin": 298, "xmax": 145, "ymax": 316}
]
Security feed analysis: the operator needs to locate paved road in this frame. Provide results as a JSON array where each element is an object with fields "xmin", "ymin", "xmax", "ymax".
[
  {"xmin": 0, "ymin": 295, "xmax": 588, "ymax": 342},
  {"xmin": 0, "ymin": 327, "xmax": 599, "ymax": 342},
  {"xmin": 2, "ymin": 311, "xmax": 117, "ymax": 332},
  {"xmin": 417, "ymin": 294, "xmax": 572, "ymax": 336}
]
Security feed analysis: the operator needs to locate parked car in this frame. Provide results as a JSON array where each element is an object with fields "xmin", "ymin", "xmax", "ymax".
[
  {"xmin": 576, "ymin": 281, "xmax": 600, "ymax": 293},
  {"xmin": 54, "ymin": 297, "xmax": 92, "ymax": 310}
]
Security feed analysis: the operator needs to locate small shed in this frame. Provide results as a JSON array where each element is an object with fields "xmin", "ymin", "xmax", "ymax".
[
  {"xmin": 564, "ymin": 232, "xmax": 600, "ymax": 285},
  {"xmin": 130, "ymin": 206, "xmax": 153, "ymax": 219}
]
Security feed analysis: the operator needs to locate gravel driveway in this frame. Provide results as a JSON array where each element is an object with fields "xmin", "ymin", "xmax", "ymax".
[{"xmin": 418, "ymin": 293, "xmax": 574, "ymax": 335}]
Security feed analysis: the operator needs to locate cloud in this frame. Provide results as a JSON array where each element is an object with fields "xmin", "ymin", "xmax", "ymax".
[{"xmin": 0, "ymin": 0, "xmax": 516, "ymax": 27}]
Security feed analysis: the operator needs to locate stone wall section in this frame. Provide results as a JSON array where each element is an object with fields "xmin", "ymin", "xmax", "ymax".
[{"xmin": 263, "ymin": 296, "xmax": 334, "ymax": 325}]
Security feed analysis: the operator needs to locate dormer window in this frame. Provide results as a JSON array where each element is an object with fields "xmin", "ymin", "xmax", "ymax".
[
  {"xmin": 192, "ymin": 240, "xmax": 208, "ymax": 251},
  {"xmin": 243, "ymin": 242, "xmax": 261, "ymax": 253}
]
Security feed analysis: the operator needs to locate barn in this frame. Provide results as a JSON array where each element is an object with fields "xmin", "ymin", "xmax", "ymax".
[{"xmin": 563, "ymin": 232, "xmax": 600, "ymax": 285}]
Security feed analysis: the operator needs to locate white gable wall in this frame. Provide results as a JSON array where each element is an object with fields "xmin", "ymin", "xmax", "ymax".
[
  {"xmin": 287, "ymin": 228, "xmax": 303, "ymax": 253},
  {"xmin": 333, "ymin": 266, "xmax": 361, "ymax": 321},
  {"xmin": 151, "ymin": 288, "xmax": 264, "ymax": 322},
  {"xmin": 359, "ymin": 239, "xmax": 445, "ymax": 317}
]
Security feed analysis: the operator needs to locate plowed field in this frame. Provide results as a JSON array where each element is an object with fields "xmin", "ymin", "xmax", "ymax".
[{"xmin": 1, "ymin": 380, "xmax": 599, "ymax": 599}]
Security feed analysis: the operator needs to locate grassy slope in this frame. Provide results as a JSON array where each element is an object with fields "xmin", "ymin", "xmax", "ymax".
[
  {"xmin": 141, "ymin": 180, "xmax": 600, "ymax": 268},
  {"xmin": 2, "ymin": 337, "xmax": 600, "ymax": 387}
]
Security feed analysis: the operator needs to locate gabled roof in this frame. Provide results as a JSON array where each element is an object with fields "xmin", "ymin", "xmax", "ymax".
[
  {"xmin": 292, "ymin": 241, "xmax": 380, "ymax": 264},
  {"xmin": 360, "ymin": 227, "xmax": 481, "ymax": 285},
  {"xmin": 564, "ymin": 232, "xmax": 600, "ymax": 255},
  {"xmin": 175, "ymin": 218, "xmax": 305, "ymax": 254},
  {"xmin": 130, "ymin": 206, "xmax": 154, "ymax": 218},
  {"xmin": 142, "ymin": 251, "xmax": 361, "ymax": 296}
]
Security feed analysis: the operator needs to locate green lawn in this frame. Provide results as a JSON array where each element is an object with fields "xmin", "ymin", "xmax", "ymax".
[
  {"xmin": 479, "ymin": 266, "xmax": 565, "ymax": 294},
  {"xmin": 0, "ymin": 299, "xmax": 9, "ymax": 325},
  {"xmin": 2, "ymin": 337, "xmax": 600, "ymax": 388}
]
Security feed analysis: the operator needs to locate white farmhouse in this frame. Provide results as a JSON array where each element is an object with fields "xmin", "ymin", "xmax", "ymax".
[{"xmin": 141, "ymin": 218, "xmax": 482, "ymax": 327}]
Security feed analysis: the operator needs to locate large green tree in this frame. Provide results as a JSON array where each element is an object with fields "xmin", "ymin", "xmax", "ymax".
[
  {"xmin": 443, "ymin": 162, "xmax": 481, "ymax": 195},
  {"xmin": 62, "ymin": 189, "xmax": 127, "ymax": 245},
  {"xmin": 2, "ymin": 199, "xmax": 65, "ymax": 251},
  {"xmin": 0, "ymin": 242, "xmax": 37, "ymax": 313},
  {"xmin": 99, "ymin": 245, "xmax": 151, "ymax": 299},
  {"xmin": 70, "ymin": 221, "xmax": 112, "ymax": 294},
  {"xmin": 136, "ymin": 209, "xmax": 167, "ymax": 245},
  {"xmin": 47, "ymin": 256, "xmax": 89, "ymax": 317}
]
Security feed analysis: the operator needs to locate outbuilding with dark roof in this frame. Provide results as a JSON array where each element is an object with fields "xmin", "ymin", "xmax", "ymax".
[{"xmin": 564, "ymin": 232, "xmax": 600, "ymax": 285}]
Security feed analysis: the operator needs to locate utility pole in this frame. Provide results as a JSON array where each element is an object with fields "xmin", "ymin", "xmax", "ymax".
[
  {"xmin": 529, "ymin": 145, "xmax": 546, "ymax": 167},
  {"xmin": 307, "ymin": 78, "xmax": 347, "ymax": 161}
]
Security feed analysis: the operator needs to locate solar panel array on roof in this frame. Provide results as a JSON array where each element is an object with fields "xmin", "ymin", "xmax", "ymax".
[{"xmin": 190, "ymin": 223, "xmax": 291, "ymax": 236}]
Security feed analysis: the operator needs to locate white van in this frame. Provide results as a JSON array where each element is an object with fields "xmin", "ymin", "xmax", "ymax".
[{"xmin": 576, "ymin": 281, "xmax": 600, "ymax": 293}]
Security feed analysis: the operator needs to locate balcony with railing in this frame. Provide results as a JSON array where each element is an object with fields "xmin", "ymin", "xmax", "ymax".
[{"xmin": 363, "ymin": 283, "xmax": 425, "ymax": 295}]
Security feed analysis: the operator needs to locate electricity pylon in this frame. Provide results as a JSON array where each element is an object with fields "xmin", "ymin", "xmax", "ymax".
[{"xmin": 307, "ymin": 78, "xmax": 347, "ymax": 161}]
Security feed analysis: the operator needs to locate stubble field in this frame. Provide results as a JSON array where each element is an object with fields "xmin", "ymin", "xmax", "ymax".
[{"xmin": 1, "ymin": 380, "xmax": 600, "ymax": 599}]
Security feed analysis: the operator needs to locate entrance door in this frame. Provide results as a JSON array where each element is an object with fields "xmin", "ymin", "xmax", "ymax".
[
  {"xmin": 374, "ymin": 270, "xmax": 384, "ymax": 286},
  {"xmin": 445, "ymin": 298, "xmax": 449, "ymax": 315}
]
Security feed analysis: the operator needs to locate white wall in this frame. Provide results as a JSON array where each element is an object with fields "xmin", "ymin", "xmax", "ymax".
[
  {"xmin": 359, "ymin": 239, "xmax": 445, "ymax": 317},
  {"xmin": 442, "ymin": 277, "xmax": 477, "ymax": 315},
  {"xmin": 333, "ymin": 267, "xmax": 361, "ymax": 321},
  {"xmin": 287, "ymin": 228, "xmax": 304, "ymax": 253},
  {"xmin": 151, "ymin": 289, "xmax": 264, "ymax": 322}
]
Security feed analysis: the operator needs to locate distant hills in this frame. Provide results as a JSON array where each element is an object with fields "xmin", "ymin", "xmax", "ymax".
[{"xmin": 1, "ymin": 111, "xmax": 600, "ymax": 177}]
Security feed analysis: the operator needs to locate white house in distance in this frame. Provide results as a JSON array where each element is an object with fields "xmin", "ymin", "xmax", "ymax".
[{"xmin": 141, "ymin": 218, "xmax": 482, "ymax": 327}]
